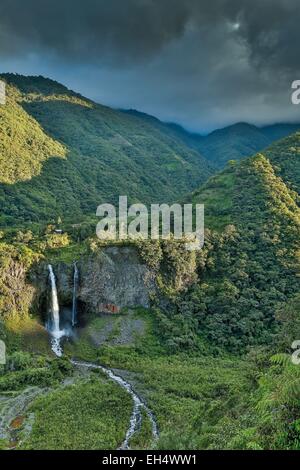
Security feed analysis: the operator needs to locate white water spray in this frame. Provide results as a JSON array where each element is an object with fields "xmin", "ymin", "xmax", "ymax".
[{"xmin": 48, "ymin": 265, "xmax": 64, "ymax": 357}]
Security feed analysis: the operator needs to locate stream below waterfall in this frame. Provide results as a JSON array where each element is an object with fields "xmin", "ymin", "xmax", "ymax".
[
  {"xmin": 46, "ymin": 264, "xmax": 159, "ymax": 449},
  {"xmin": 71, "ymin": 360, "xmax": 159, "ymax": 449}
]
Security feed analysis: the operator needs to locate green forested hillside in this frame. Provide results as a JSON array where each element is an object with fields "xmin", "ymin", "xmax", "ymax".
[
  {"xmin": 1, "ymin": 74, "xmax": 300, "ymax": 452},
  {"xmin": 0, "ymin": 85, "xmax": 66, "ymax": 184},
  {"xmin": 1, "ymin": 73, "xmax": 298, "ymax": 227},
  {"xmin": 262, "ymin": 132, "xmax": 300, "ymax": 196},
  {"xmin": 198, "ymin": 123, "xmax": 271, "ymax": 168},
  {"xmin": 0, "ymin": 74, "xmax": 213, "ymax": 226},
  {"xmin": 159, "ymin": 138, "xmax": 300, "ymax": 351}
]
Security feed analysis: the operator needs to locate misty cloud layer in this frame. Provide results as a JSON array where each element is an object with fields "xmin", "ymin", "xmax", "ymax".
[{"xmin": 1, "ymin": 0, "xmax": 300, "ymax": 131}]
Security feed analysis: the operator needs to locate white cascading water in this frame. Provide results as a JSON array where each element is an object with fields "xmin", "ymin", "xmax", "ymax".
[
  {"xmin": 71, "ymin": 360, "xmax": 159, "ymax": 449},
  {"xmin": 72, "ymin": 262, "xmax": 79, "ymax": 327},
  {"xmin": 47, "ymin": 264, "xmax": 159, "ymax": 448},
  {"xmin": 48, "ymin": 265, "xmax": 64, "ymax": 357}
]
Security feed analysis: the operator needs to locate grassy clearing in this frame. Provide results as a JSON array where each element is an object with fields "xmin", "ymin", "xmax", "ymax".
[
  {"xmin": 45, "ymin": 242, "xmax": 88, "ymax": 264},
  {"xmin": 65, "ymin": 308, "xmax": 255, "ymax": 450},
  {"xmin": 2, "ymin": 308, "xmax": 294, "ymax": 450},
  {"xmin": 98, "ymin": 347, "xmax": 254, "ymax": 449}
]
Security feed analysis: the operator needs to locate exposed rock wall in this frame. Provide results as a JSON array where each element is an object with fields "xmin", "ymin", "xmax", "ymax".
[
  {"xmin": 34, "ymin": 246, "xmax": 155, "ymax": 315},
  {"xmin": 79, "ymin": 246, "xmax": 154, "ymax": 314},
  {"xmin": 0, "ymin": 258, "xmax": 36, "ymax": 320}
]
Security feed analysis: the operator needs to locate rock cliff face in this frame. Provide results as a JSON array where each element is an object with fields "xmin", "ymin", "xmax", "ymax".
[
  {"xmin": 0, "ymin": 258, "xmax": 36, "ymax": 320},
  {"xmin": 78, "ymin": 246, "xmax": 154, "ymax": 314},
  {"xmin": 34, "ymin": 246, "xmax": 154, "ymax": 316}
]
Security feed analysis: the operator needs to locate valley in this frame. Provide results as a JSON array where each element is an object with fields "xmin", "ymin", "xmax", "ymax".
[{"xmin": 0, "ymin": 74, "xmax": 300, "ymax": 451}]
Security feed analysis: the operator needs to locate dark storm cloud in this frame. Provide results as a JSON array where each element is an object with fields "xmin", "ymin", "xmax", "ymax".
[
  {"xmin": 0, "ymin": 0, "xmax": 299, "ymax": 70},
  {"xmin": 1, "ymin": 0, "xmax": 300, "ymax": 131},
  {"xmin": 0, "ymin": 0, "xmax": 190, "ymax": 63}
]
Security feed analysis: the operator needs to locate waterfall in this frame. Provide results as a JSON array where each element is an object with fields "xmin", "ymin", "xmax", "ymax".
[
  {"xmin": 48, "ymin": 265, "xmax": 63, "ymax": 357},
  {"xmin": 48, "ymin": 265, "xmax": 60, "ymax": 333},
  {"xmin": 72, "ymin": 262, "xmax": 79, "ymax": 327}
]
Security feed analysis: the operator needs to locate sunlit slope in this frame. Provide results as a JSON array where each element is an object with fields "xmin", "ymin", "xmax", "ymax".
[
  {"xmin": 0, "ymin": 83, "xmax": 66, "ymax": 184},
  {"xmin": 0, "ymin": 74, "xmax": 213, "ymax": 225}
]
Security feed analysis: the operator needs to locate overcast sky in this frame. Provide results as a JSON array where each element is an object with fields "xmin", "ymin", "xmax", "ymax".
[{"xmin": 1, "ymin": 0, "xmax": 300, "ymax": 132}]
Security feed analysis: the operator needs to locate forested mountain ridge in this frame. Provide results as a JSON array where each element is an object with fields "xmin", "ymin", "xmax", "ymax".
[
  {"xmin": 189, "ymin": 133, "xmax": 300, "ymax": 231},
  {"xmin": 0, "ymin": 83, "xmax": 66, "ymax": 185},
  {"xmin": 196, "ymin": 122, "xmax": 300, "ymax": 168},
  {"xmin": 125, "ymin": 109, "xmax": 300, "ymax": 169},
  {"xmin": 1, "ymin": 77, "xmax": 300, "ymax": 451},
  {"xmin": 0, "ymin": 74, "xmax": 213, "ymax": 226},
  {"xmin": 261, "ymin": 131, "xmax": 300, "ymax": 196},
  {"xmin": 170, "ymin": 136, "xmax": 300, "ymax": 351},
  {"xmin": 1, "ymin": 73, "xmax": 299, "ymax": 227}
]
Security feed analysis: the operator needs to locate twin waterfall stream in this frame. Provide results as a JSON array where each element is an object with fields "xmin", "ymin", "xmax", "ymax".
[
  {"xmin": 47, "ymin": 264, "xmax": 158, "ymax": 450},
  {"xmin": 47, "ymin": 263, "xmax": 78, "ymax": 356},
  {"xmin": 47, "ymin": 265, "xmax": 65, "ymax": 357}
]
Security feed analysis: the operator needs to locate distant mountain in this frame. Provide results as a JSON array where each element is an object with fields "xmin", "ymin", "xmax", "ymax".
[
  {"xmin": 125, "ymin": 110, "xmax": 300, "ymax": 169},
  {"xmin": 0, "ymin": 74, "xmax": 213, "ymax": 226},
  {"xmin": 261, "ymin": 123, "xmax": 300, "ymax": 142},
  {"xmin": 197, "ymin": 122, "xmax": 300, "ymax": 168}
]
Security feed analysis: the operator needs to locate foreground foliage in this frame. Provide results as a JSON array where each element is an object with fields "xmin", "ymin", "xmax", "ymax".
[
  {"xmin": 68, "ymin": 309, "xmax": 300, "ymax": 450},
  {"xmin": 23, "ymin": 374, "xmax": 132, "ymax": 450}
]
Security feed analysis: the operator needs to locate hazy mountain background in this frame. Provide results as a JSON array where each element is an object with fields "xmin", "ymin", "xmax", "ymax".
[{"xmin": 126, "ymin": 110, "xmax": 300, "ymax": 168}]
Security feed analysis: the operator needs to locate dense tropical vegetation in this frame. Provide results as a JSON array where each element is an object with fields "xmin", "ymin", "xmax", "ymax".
[{"xmin": 0, "ymin": 74, "xmax": 299, "ymax": 450}]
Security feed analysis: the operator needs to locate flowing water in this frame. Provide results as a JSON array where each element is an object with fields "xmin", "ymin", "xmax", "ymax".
[
  {"xmin": 47, "ymin": 265, "xmax": 64, "ymax": 357},
  {"xmin": 47, "ymin": 265, "xmax": 159, "ymax": 448},
  {"xmin": 71, "ymin": 360, "xmax": 159, "ymax": 449},
  {"xmin": 72, "ymin": 263, "xmax": 79, "ymax": 327}
]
